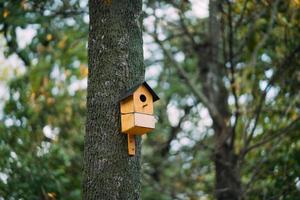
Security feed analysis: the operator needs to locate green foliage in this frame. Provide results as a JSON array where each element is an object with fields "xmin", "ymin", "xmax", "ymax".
[
  {"xmin": 0, "ymin": 0, "xmax": 87, "ymax": 199},
  {"xmin": 141, "ymin": 0, "xmax": 300, "ymax": 199},
  {"xmin": 1, "ymin": 0, "xmax": 300, "ymax": 199}
]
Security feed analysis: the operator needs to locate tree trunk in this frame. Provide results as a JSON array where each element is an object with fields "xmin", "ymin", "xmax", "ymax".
[
  {"xmin": 199, "ymin": 0, "xmax": 243, "ymax": 199},
  {"xmin": 214, "ymin": 126, "xmax": 242, "ymax": 200},
  {"xmin": 83, "ymin": 1, "xmax": 144, "ymax": 199}
]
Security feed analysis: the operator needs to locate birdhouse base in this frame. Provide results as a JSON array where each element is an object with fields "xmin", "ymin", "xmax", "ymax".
[{"xmin": 121, "ymin": 113, "xmax": 155, "ymax": 135}]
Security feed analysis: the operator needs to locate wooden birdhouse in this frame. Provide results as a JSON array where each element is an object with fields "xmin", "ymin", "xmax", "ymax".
[{"xmin": 120, "ymin": 81, "xmax": 159, "ymax": 156}]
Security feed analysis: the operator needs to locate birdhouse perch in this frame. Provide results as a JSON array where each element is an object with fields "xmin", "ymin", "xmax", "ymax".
[{"xmin": 120, "ymin": 81, "xmax": 159, "ymax": 156}]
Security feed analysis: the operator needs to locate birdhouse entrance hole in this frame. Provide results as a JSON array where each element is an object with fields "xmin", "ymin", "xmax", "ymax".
[{"xmin": 140, "ymin": 94, "xmax": 146, "ymax": 102}]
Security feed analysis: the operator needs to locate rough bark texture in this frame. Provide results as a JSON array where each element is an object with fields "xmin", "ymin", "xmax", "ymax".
[
  {"xmin": 198, "ymin": 0, "xmax": 243, "ymax": 199},
  {"xmin": 83, "ymin": 1, "xmax": 144, "ymax": 199}
]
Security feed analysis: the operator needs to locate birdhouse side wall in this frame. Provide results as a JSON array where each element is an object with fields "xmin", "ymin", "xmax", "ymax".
[
  {"xmin": 120, "ymin": 96, "xmax": 134, "ymax": 114},
  {"xmin": 133, "ymin": 85, "xmax": 153, "ymax": 114},
  {"xmin": 121, "ymin": 113, "xmax": 134, "ymax": 133}
]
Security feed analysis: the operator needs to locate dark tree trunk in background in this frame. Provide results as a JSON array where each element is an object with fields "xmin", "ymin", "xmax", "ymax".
[
  {"xmin": 83, "ymin": 0, "xmax": 144, "ymax": 199},
  {"xmin": 198, "ymin": 0, "xmax": 243, "ymax": 199}
]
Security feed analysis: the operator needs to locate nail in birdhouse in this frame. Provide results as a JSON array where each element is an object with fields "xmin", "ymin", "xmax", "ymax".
[{"xmin": 120, "ymin": 81, "xmax": 159, "ymax": 156}]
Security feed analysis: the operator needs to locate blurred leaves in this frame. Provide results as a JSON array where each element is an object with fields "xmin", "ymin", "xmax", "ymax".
[
  {"xmin": 0, "ymin": 0, "xmax": 300, "ymax": 200},
  {"xmin": 0, "ymin": 0, "xmax": 87, "ymax": 199}
]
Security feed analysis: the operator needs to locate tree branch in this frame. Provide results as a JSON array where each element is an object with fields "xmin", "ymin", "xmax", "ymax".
[
  {"xmin": 243, "ymin": 141, "xmax": 279, "ymax": 194},
  {"xmin": 234, "ymin": 0, "xmax": 250, "ymax": 28},
  {"xmin": 242, "ymin": 117, "xmax": 300, "ymax": 155},
  {"xmin": 153, "ymin": 35, "xmax": 225, "ymax": 127},
  {"xmin": 243, "ymin": 44, "xmax": 300, "ymax": 148},
  {"xmin": 178, "ymin": 12, "xmax": 199, "ymax": 51},
  {"xmin": 234, "ymin": 8, "xmax": 267, "ymax": 61},
  {"xmin": 250, "ymin": 0, "xmax": 279, "ymax": 67},
  {"xmin": 226, "ymin": 1, "xmax": 239, "ymax": 148}
]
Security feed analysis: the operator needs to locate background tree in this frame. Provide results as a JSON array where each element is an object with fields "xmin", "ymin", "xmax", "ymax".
[{"xmin": 142, "ymin": 0, "xmax": 300, "ymax": 199}]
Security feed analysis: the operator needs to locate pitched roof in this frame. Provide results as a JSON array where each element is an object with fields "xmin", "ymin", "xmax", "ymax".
[{"xmin": 119, "ymin": 81, "xmax": 160, "ymax": 102}]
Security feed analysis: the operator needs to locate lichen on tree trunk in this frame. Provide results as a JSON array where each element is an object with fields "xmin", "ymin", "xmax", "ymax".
[{"xmin": 83, "ymin": 1, "xmax": 144, "ymax": 199}]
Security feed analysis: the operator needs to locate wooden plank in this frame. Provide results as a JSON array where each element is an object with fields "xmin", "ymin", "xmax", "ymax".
[
  {"xmin": 121, "ymin": 113, "xmax": 134, "ymax": 133},
  {"xmin": 131, "ymin": 126, "xmax": 154, "ymax": 135},
  {"xmin": 128, "ymin": 134, "xmax": 135, "ymax": 156},
  {"xmin": 134, "ymin": 113, "xmax": 155, "ymax": 128},
  {"xmin": 121, "ymin": 113, "xmax": 156, "ymax": 135},
  {"xmin": 133, "ymin": 85, "xmax": 153, "ymax": 114},
  {"xmin": 120, "ymin": 96, "xmax": 134, "ymax": 114}
]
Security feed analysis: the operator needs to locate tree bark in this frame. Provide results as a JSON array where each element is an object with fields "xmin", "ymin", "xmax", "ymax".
[{"xmin": 83, "ymin": 1, "xmax": 144, "ymax": 199}]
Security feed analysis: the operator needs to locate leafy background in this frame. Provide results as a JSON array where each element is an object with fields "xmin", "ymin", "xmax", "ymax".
[{"xmin": 0, "ymin": 0, "xmax": 300, "ymax": 199}]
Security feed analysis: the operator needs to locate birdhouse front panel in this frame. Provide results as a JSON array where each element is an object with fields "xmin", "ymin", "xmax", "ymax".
[
  {"xmin": 133, "ymin": 85, "xmax": 153, "ymax": 114},
  {"xmin": 134, "ymin": 113, "xmax": 155, "ymax": 128}
]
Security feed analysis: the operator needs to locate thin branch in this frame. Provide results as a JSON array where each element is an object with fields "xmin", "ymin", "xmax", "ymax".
[
  {"xmin": 243, "ymin": 86, "xmax": 269, "ymax": 147},
  {"xmin": 153, "ymin": 34, "xmax": 224, "ymax": 127},
  {"xmin": 242, "ymin": 117, "xmax": 300, "ymax": 155},
  {"xmin": 243, "ymin": 44, "xmax": 300, "ymax": 147},
  {"xmin": 160, "ymin": 32, "xmax": 187, "ymax": 43},
  {"xmin": 250, "ymin": 0, "xmax": 279, "ymax": 67},
  {"xmin": 178, "ymin": 12, "xmax": 199, "ymax": 51},
  {"xmin": 150, "ymin": 11, "xmax": 223, "ymax": 125},
  {"xmin": 227, "ymin": 1, "xmax": 239, "ymax": 148},
  {"xmin": 234, "ymin": 8, "xmax": 267, "ymax": 61},
  {"xmin": 234, "ymin": 0, "xmax": 250, "ymax": 28},
  {"xmin": 144, "ymin": 59, "xmax": 164, "ymax": 67},
  {"xmin": 193, "ymin": 133, "xmax": 215, "ymax": 154},
  {"xmin": 243, "ymin": 141, "xmax": 279, "ymax": 194}
]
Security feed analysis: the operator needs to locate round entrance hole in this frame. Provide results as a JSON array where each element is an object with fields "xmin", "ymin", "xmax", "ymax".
[{"xmin": 140, "ymin": 94, "xmax": 147, "ymax": 102}]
